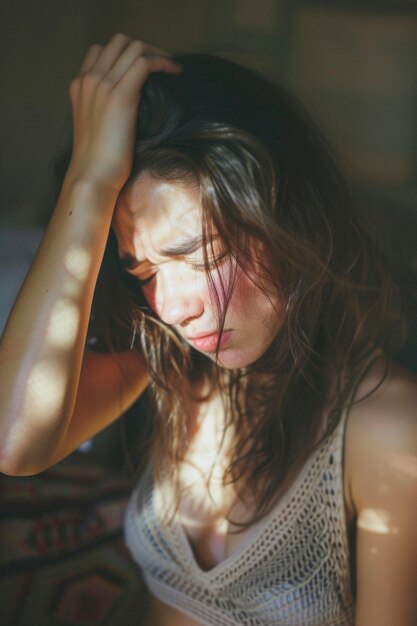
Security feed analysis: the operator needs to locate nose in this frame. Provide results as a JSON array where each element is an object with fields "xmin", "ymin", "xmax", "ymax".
[
  {"xmin": 160, "ymin": 294, "xmax": 204, "ymax": 327},
  {"xmin": 153, "ymin": 276, "xmax": 204, "ymax": 327}
]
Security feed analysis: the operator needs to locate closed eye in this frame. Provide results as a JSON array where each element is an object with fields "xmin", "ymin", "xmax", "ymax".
[
  {"xmin": 190, "ymin": 252, "xmax": 228, "ymax": 271},
  {"xmin": 125, "ymin": 251, "xmax": 227, "ymax": 282}
]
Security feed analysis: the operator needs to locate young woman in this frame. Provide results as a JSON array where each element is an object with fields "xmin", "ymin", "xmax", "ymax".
[{"xmin": 1, "ymin": 34, "xmax": 416, "ymax": 626}]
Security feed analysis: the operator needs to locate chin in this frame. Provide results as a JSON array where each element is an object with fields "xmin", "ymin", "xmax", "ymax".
[{"xmin": 214, "ymin": 348, "xmax": 263, "ymax": 370}]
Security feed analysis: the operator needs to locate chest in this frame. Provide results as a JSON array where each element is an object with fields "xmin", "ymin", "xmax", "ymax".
[
  {"xmin": 174, "ymin": 393, "xmax": 257, "ymax": 569},
  {"xmin": 174, "ymin": 395, "xmax": 356, "ymax": 572}
]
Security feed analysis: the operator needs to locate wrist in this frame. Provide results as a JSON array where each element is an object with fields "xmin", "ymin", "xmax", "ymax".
[
  {"xmin": 63, "ymin": 166, "xmax": 124, "ymax": 204},
  {"xmin": 60, "ymin": 170, "xmax": 122, "ymax": 214}
]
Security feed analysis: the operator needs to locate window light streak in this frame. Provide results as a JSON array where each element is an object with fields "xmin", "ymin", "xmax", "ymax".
[
  {"xmin": 46, "ymin": 298, "xmax": 80, "ymax": 349},
  {"xmin": 64, "ymin": 246, "xmax": 92, "ymax": 280},
  {"xmin": 357, "ymin": 508, "xmax": 392, "ymax": 534},
  {"xmin": 23, "ymin": 358, "xmax": 67, "ymax": 421},
  {"xmin": 155, "ymin": 397, "xmax": 235, "ymax": 529}
]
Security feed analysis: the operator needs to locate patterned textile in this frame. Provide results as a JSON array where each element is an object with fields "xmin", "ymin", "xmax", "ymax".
[
  {"xmin": 0, "ymin": 456, "xmax": 148, "ymax": 626},
  {"xmin": 125, "ymin": 415, "xmax": 355, "ymax": 626}
]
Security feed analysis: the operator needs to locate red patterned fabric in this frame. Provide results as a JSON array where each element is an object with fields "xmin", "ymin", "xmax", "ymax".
[{"xmin": 0, "ymin": 455, "xmax": 148, "ymax": 626}]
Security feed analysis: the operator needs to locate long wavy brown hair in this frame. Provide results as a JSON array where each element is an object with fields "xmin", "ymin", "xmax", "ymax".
[{"xmin": 88, "ymin": 54, "xmax": 406, "ymax": 528}]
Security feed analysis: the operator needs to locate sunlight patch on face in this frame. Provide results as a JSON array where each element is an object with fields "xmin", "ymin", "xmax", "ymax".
[
  {"xmin": 23, "ymin": 358, "xmax": 67, "ymax": 421},
  {"xmin": 46, "ymin": 298, "xmax": 80, "ymax": 349}
]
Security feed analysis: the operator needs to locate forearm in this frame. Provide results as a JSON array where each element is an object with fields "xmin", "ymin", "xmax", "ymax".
[
  {"xmin": 0, "ymin": 34, "xmax": 180, "ymax": 476},
  {"xmin": 0, "ymin": 177, "xmax": 118, "ymax": 475}
]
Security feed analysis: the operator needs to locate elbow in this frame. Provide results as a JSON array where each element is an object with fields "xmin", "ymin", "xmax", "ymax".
[
  {"xmin": 0, "ymin": 456, "xmax": 44, "ymax": 477},
  {"xmin": 0, "ymin": 445, "xmax": 52, "ymax": 477},
  {"xmin": 0, "ymin": 407, "xmax": 70, "ymax": 476}
]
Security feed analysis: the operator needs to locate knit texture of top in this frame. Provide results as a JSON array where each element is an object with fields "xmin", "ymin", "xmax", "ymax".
[{"xmin": 123, "ymin": 357, "xmax": 378, "ymax": 625}]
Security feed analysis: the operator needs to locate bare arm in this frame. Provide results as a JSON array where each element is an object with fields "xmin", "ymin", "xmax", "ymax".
[
  {"xmin": 346, "ymin": 362, "xmax": 417, "ymax": 625},
  {"xmin": 47, "ymin": 349, "xmax": 150, "ymax": 468},
  {"xmin": 0, "ymin": 34, "xmax": 181, "ymax": 476}
]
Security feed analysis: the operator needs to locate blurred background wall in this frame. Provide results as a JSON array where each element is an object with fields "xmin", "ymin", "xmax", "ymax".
[{"xmin": 1, "ymin": 0, "xmax": 416, "ymax": 362}]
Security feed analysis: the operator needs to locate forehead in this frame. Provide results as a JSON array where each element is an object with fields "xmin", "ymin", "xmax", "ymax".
[{"xmin": 113, "ymin": 173, "xmax": 203, "ymax": 253}]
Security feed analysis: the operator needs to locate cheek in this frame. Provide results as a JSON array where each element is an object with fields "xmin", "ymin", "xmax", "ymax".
[
  {"xmin": 229, "ymin": 276, "xmax": 257, "ymax": 315},
  {"xmin": 204, "ymin": 263, "xmax": 237, "ymax": 312},
  {"xmin": 226, "ymin": 265, "xmax": 281, "ymax": 322},
  {"xmin": 140, "ymin": 272, "xmax": 210, "ymax": 317},
  {"xmin": 205, "ymin": 263, "xmax": 254, "ymax": 321}
]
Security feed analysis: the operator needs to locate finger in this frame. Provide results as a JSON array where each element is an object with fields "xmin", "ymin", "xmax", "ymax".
[
  {"xmin": 92, "ymin": 33, "xmax": 133, "ymax": 74},
  {"xmin": 71, "ymin": 45, "xmax": 103, "ymax": 127},
  {"xmin": 106, "ymin": 40, "xmax": 177, "ymax": 86},
  {"xmin": 79, "ymin": 44, "xmax": 103, "ymax": 74},
  {"xmin": 116, "ymin": 54, "xmax": 183, "ymax": 99},
  {"xmin": 140, "ymin": 42, "xmax": 173, "ymax": 58}
]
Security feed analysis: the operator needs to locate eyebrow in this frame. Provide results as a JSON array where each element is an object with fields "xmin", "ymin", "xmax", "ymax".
[{"xmin": 120, "ymin": 235, "xmax": 217, "ymax": 271}]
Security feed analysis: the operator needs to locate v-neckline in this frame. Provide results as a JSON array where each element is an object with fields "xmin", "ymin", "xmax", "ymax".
[{"xmin": 167, "ymin": 438, "xmax": 326, "ymax": 577}]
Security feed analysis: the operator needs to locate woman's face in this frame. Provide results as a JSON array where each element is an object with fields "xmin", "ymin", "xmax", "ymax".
[{"xmin": 112, "ymin": 173, "xmax": 283, "ymax": 369}]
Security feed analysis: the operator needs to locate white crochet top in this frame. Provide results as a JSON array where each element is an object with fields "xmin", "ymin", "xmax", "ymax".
[{"xmin": 123, "ymin": 359, "xmax": 375, "ymax": 625}]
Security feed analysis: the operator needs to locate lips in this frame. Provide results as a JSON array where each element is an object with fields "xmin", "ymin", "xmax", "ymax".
[
  {"xmin": 185, "ymin": 330, "xmax": 232, "ymax": 352},
  {"xmin": 185, "ymin": 330, "xmax": 218, "ymax": 340}
]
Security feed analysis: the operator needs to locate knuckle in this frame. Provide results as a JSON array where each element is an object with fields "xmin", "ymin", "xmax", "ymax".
[
  {"xmin": 96, "ymin": 76, "xmax": 113, "ymax": 92},
  {"xmin": 133, "ymin": 55, "xmax": 147, "ymax": 69},
  {"xmin": 108, "ymin": 86, "xmax": 130, "ymax": 105},
  {"xmin": 106, "ymin": 90, "xmax": 123, "ymax": 106},
  {"xmin": 83, "ymin": 71, "xmax": 101, "ymax": 88},
  {"xmin": 130, "ymin": 40, "xmax": 145, "ymax": 54}
]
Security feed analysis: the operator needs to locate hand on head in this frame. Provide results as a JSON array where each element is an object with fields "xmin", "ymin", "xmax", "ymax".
[{"xmin": 67, "ymin": 33, "xmax": 182, "ymax": 194}]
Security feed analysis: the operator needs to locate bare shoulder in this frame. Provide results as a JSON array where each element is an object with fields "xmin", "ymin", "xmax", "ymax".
[
  {"xmin": 344, "ymin": 354, "xmax": 417, "ymax": 514},
  {"xmin": 344, "ymin": 356, "xmax": 417, "ymax": 625}
]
